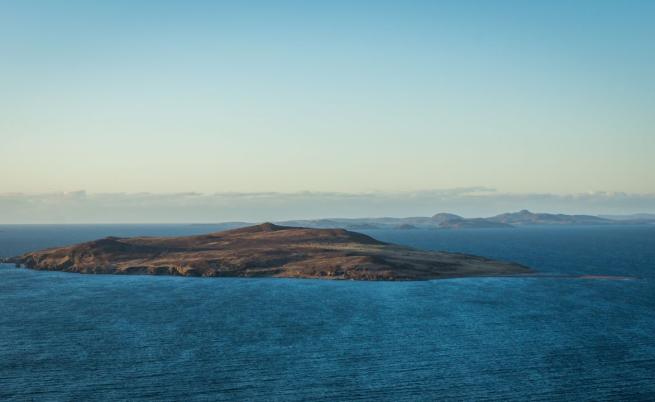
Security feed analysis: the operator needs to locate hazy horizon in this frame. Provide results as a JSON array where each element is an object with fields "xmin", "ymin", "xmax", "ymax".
[{"xmin": 1, "ymin": 188, "xmax": 653, "ymax": 224}]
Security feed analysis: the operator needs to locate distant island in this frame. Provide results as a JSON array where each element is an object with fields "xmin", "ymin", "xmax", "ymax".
[
  {"xmin": 274, "ymin": 209, "xmax": 655, "ymax": 230},
  {"xmin": 4, "ymin": 223, "xmax": 530, "ymax": 281},
  {"xmin": 487, "ymin": 209, "xmax": 616, "ymax": 225}
]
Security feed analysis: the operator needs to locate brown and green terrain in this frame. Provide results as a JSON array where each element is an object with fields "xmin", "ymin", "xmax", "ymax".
[{"xmin": 5, "ymin": 223, "xmax": 531, "ymax": 280}]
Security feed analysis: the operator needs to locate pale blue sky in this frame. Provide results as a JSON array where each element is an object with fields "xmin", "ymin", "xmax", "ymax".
[{"xmin": 1, "ymin": 1, "xmax": 654, "ymax": 195}]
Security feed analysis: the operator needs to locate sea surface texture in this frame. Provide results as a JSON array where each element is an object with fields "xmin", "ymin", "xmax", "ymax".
[{"xmin": 1, "ymin": 225, "xmax": 654, "ymax": 401}]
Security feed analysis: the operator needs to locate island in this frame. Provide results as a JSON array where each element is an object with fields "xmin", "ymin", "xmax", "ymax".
[
  {"xmin": 4, "ymin": 223, "xmax": 531, "ymax": 281},
  {"xmin": 184, "ymin": 210, "xmax": 650, "ymax": 232},
  {"xmin": 277, "ymin": 214, "xmax": 512, "ymax": 230},
  {"xmin": 430, "ymin": 213, "xmax": 513, "ymax": 229},
  {"xmin": 487, "ymin": 209, "xmax": 614, "ymax": 225},
  {"xmin": 276, "ymin": 209, "xmax": 624, "ymax": 230}
]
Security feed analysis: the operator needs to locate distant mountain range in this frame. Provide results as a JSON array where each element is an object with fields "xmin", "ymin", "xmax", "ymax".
[
  {"xmin": 276, "ymin": 214, "xmax": 511, "ymax": 230},
  {"xmin": 276, "ymin": 210, "xmax": 655, "ymax": 230},
  {"xmin": 190, "ymin": 210, "xmax": 655, "ymax": 231}
]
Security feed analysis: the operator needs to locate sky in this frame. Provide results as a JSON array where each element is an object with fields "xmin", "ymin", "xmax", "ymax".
[{"xmin": 1, "ymin": 1, "xmax": 654, "ymax": 220}]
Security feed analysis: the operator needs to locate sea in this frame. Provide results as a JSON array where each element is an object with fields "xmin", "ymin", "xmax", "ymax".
[{"xmin": 1, "ymin": 224, "xmax": 654, "ymax": 401}]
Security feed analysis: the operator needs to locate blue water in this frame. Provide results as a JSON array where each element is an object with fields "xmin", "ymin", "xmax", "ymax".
[{"xmin": 1, "ymin": 225, "xmax": 654, "ymax": 401}]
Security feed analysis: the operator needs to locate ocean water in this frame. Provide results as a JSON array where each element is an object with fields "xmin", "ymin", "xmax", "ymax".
[{"xmin": 1, "ymin": 225, "xmax": 654, "ymax": 401}]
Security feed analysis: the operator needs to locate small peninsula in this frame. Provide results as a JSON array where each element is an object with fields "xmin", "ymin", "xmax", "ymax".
[{"xmin": 5, "ymin": 223, "xmax": 530, "ymax": 280}]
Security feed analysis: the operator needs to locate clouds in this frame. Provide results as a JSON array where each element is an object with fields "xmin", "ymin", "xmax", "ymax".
[{"xmin": 0, "ymin": 189, "xmax": 653, "ymax": 223}]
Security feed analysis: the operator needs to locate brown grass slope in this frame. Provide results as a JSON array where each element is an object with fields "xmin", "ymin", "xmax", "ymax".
[{"xmin": 7, "ymin": 223, "xmax": 531, "ymax": 280}]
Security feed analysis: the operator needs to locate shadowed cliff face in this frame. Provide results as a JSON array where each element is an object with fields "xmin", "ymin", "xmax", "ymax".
[{"xmin": 7, "ymin": 223, "xmax": 531, "ymax": 280}]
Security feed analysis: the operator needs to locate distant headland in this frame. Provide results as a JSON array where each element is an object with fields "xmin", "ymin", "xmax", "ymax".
[{"xmin": 4, "ymin": 223, "xmax": 530, "ymax": 281}]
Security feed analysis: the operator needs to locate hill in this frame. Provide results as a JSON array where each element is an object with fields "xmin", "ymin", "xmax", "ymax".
[{"xmin": 5, "ymin": 223, "xmax": 530, "ymax": 281}]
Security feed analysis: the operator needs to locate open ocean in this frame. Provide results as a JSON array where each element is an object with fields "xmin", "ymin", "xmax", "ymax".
[{"xmin": 1, "ymin": 224, "xmax": 654, "ymax": 401}]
